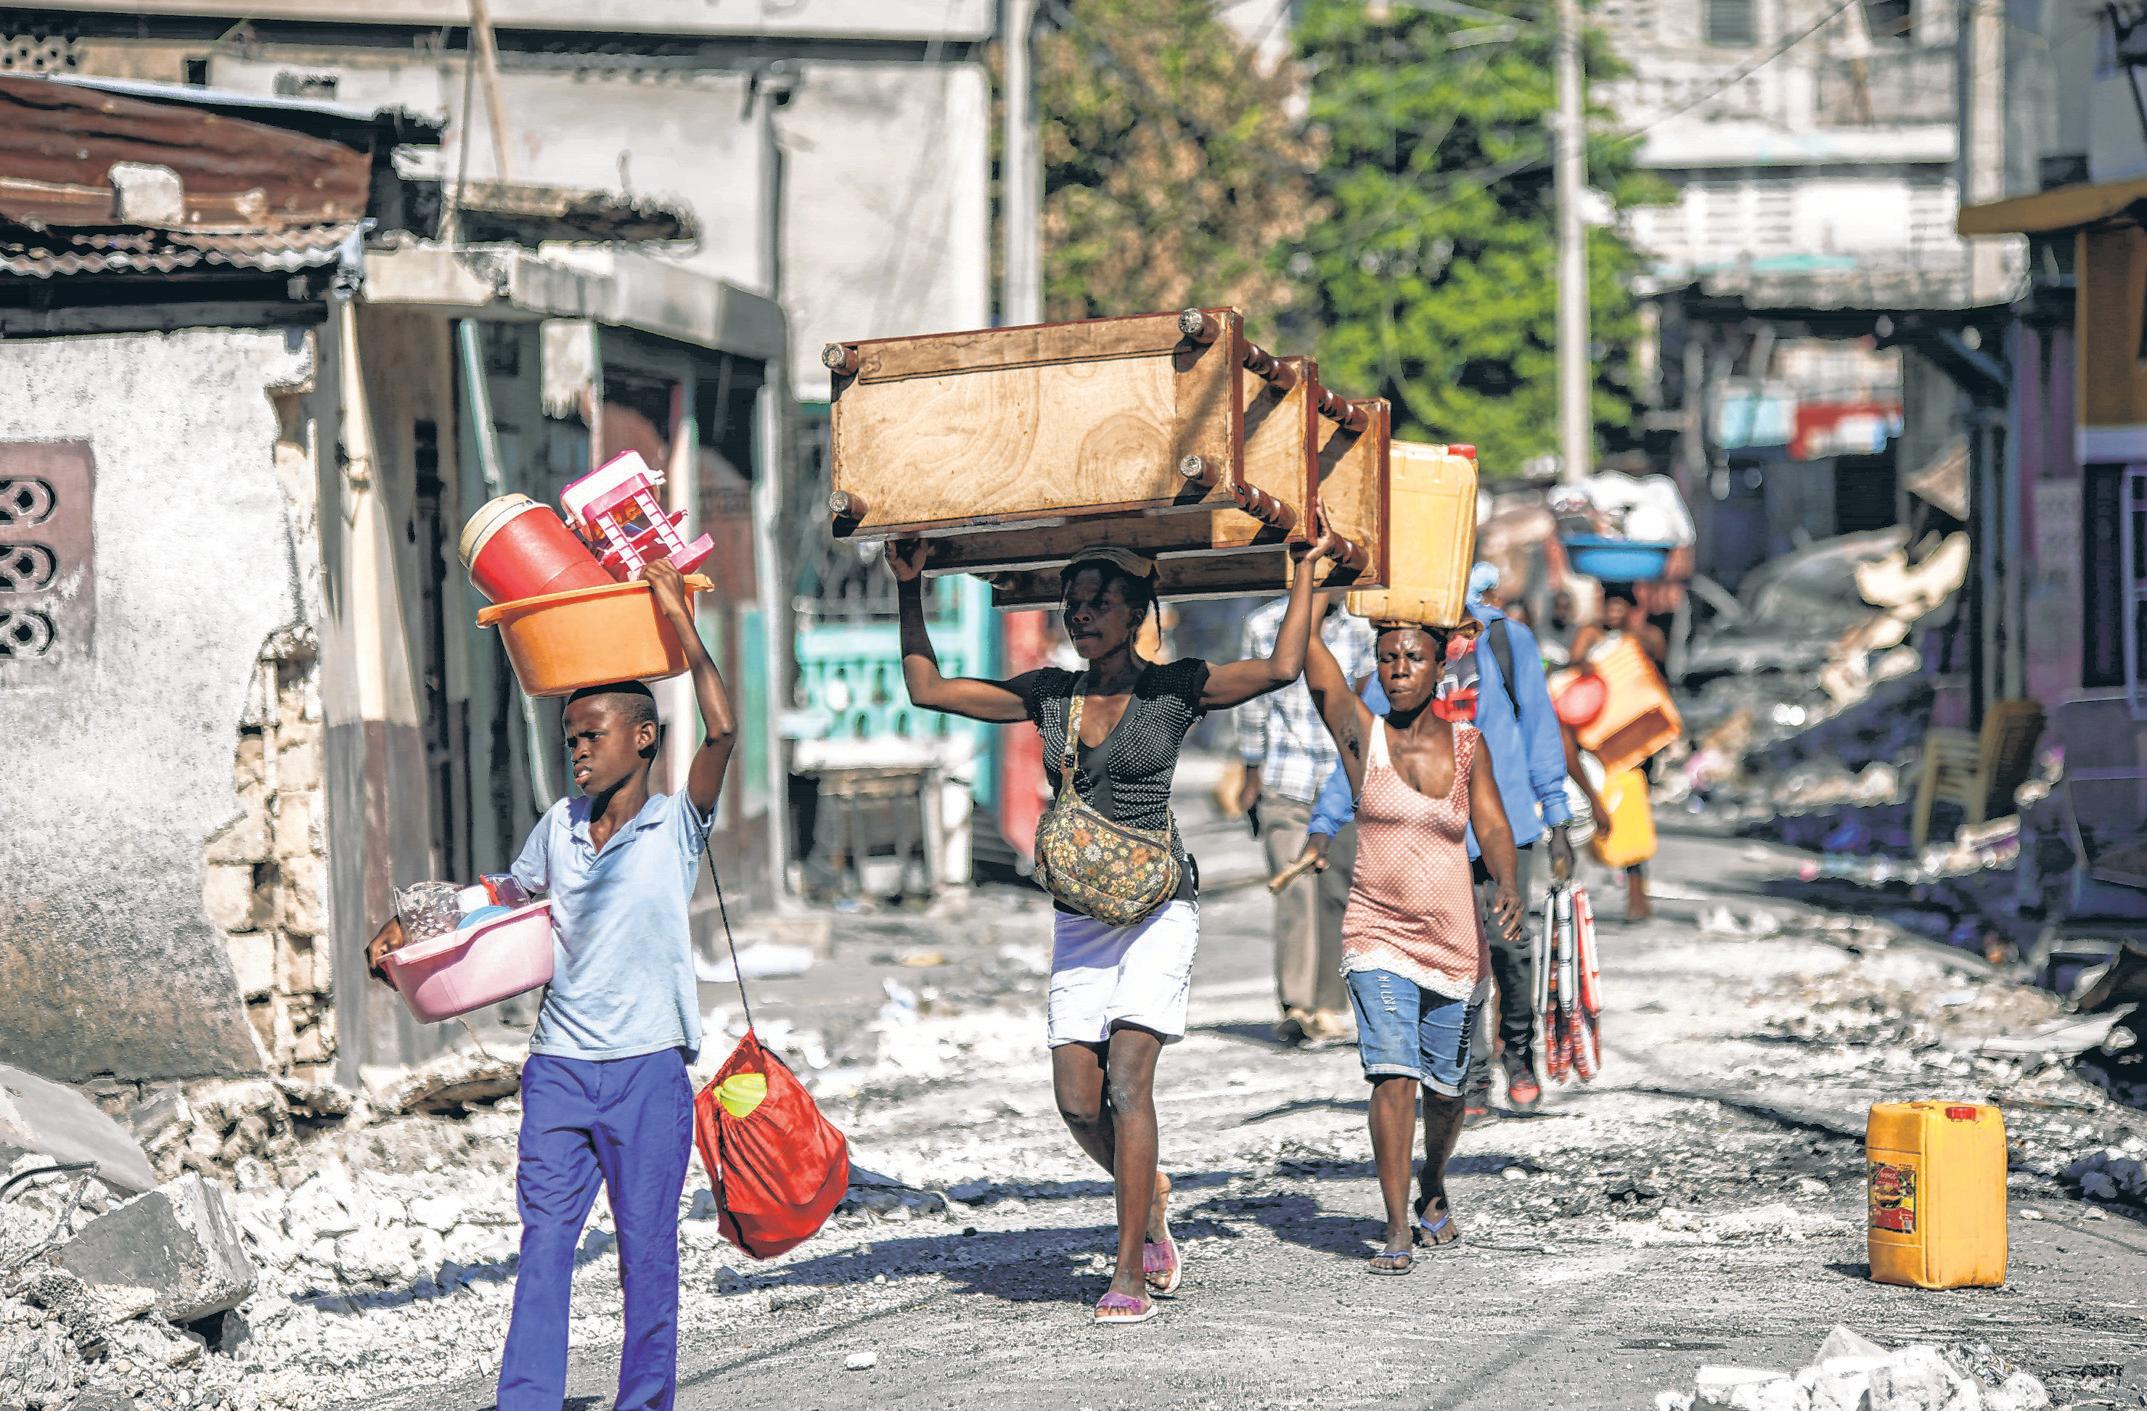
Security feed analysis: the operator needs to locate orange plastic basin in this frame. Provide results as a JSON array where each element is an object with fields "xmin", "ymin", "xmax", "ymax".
[{"xmin": 476, "ymin": 575, "xmax": 711, "ymax": 697}]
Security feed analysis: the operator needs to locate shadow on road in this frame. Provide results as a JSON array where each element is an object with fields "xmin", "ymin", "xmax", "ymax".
[
  {"xmin": 1195, "ymin": 1189, "xmax": 1371, "ymax": 1261},
  {"xmin": 746, "ymin": 1222, "xmax": 1159, "ymax": 1307}
]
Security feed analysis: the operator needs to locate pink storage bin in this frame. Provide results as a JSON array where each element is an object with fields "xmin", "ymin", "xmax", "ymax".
[{"xmin": 383, "ymin": 900, "xmax": 555, "ymax": 1023}]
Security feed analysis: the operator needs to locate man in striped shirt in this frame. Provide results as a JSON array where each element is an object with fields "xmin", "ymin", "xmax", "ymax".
[{"xmin": 1236, "ymin": 597, "xmax": 1376, "ymax": 1044}]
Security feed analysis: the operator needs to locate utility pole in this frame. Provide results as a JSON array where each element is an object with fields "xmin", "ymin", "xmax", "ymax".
[
  {"xmin": 1002, "ymin": 0, "xmax": 1043, "ymax": 326},
  {"xmin": 1554, "ymin": 0, "xmax": 1591, "ymax": 483}
]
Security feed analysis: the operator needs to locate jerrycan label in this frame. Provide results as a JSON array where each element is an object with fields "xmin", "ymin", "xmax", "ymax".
[{"xmin": 1869, "ymin": 1160, "xmax": 1918, "ymax": 1233}]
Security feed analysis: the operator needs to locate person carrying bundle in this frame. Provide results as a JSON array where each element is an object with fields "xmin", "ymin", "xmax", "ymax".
[
  {"xmin": 885, "ymin": 526, "xmax": 1340, "ymax": 1326},
  {"xmin": 1301, "ymin": 608, "xmax": 1526, "ymax": 1274}
]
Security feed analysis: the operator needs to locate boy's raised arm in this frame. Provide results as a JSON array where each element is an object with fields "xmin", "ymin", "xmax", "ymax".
[{"xmin": 643, "ymin": 559, "xmax": 737, "ymax": 818}]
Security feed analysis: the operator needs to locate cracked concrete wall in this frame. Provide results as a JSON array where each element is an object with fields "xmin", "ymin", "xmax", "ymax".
[{"xmin": 0, "ymin": 326, "xmax": 323, "ymax": 1081}]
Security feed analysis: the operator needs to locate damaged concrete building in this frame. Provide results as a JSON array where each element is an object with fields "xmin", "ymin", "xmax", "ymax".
[{"xmin": 0, "ymin": 73, "xmax": 790, "ymax": 1085}]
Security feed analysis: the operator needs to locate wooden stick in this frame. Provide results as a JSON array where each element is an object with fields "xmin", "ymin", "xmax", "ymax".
[{"xmin": 1267, "ymin": 851, "xmax": 1321, "ymax": 894}]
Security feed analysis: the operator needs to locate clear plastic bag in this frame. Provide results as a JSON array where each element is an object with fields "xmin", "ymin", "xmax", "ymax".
[{"xmin": 394, "ymin": 881, "xmax": 465, "ymax": 945}]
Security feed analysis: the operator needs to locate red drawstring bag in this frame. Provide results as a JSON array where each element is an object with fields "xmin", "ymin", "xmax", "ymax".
[
  {"xmin": 686, "ymin": 832, "xmax": 849, "ymax": 1260},
  {"xmin": 692, "ymin": 1029, "xmax": 850, "ymax": 1259}
]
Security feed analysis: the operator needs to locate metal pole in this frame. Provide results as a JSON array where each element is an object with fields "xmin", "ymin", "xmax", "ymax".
[
  {"xmin": 465, "ymin": 0, "xmax": 514, "ymax": 180},
  {"xmin": 1554, "ymin": 0, "xmax": 1591, "ymax": 483},
  {"xmin": 1002, "ymin": 0, "xmax": 1043, "ymax": 326}
]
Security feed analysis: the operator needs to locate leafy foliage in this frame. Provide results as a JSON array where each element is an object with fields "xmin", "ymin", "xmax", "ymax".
[
  {"xmin": 1293, "ymin": 0, "xmax": 1665, "ymax": 475},
  {"xmin": 1035, "ymin": 0, "xmax": 1320, "ymax": 323}
]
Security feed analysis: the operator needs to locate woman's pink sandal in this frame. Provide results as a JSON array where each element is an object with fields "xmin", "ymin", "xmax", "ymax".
[
  {"xmin": 1094, "ymin": 1291, "xmax": 1159, "ymax": 1325},
  {"xmin": 1142, "ymin": 1234, "xmax": 1182, "ymax": 1295}
]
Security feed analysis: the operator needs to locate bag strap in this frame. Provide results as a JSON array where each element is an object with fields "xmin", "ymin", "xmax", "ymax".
[
  {"xmin": 1487, "ymin": 617, "xmax": 1522, "ymax": 716},
  {"xmin": 1060, "ymin": 685, "xmax": 1084, "ymax": 789},
  {"xmin": 692, "ymin": 803, "xmax": 754, "ymax": 1034}
]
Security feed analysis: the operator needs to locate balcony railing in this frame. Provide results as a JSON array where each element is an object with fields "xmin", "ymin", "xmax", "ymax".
[{"xmin": 1814, "ymin": 47, "xmax": 1956, "ymax": 126}]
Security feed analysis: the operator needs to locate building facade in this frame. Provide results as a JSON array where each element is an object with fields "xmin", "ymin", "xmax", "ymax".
[{"xmin": 1955, "ymin": 0, "xmax": 2147, "ymax": 856}]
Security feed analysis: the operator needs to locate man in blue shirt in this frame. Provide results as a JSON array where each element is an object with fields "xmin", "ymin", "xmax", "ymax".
[
  {"xmin": 368, "ymin": 559, "xmax": 737, "ymax": 1411},
  {"xmin": 1300, "ymin": 564, "xmax": 1573, "ymax": 1116}
]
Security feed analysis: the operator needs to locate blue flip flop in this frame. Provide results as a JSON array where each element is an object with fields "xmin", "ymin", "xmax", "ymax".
[
  {"xmin": 1416, "ymin": 1212, "xmax": 1463, "ymax": 1249},
  {"xmin": 1367, "ymin": 1246, "xmax": 1415, "ymax": 1276}
]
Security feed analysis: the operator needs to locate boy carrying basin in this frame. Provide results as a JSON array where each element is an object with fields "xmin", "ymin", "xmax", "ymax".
[{"xmin": 365, "ymin": 558, "xmax": 737, "ymax": 1411}]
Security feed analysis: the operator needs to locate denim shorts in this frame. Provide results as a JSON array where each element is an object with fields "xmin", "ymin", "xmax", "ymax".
[{"xmin": 1344, "ymin": 969, "xmax": 1478, "ymax": 1095}]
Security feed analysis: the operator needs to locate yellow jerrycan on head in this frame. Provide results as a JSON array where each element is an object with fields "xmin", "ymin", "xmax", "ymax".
[
  {"xmin": 1866, "ymin": 1100, "xmax": 2007, "ymax": 1288},
  {"xmin": 1348, "ymin": 441, "xmax": 1478, "ymax": 627}
]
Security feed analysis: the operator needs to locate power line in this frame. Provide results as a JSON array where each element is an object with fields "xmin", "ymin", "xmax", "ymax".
[{"xmin": 1299, "ymin": 0, "xmax": 1875, "ymax": 257}]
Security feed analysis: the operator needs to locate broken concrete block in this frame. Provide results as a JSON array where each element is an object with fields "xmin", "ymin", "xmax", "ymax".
[
  {"xmin": 407, "ymin": 1193, "xmax": 465, "ymax": 1235},
  {"xmin": 104, "ymin": 1315, "xmax": 203, "ymax": 1370},
  {"xmin": 274, "ymin": 723, "xmax": 323, "ymax": 791},
  {"xmin": 1817, "ymin": 1325, "xmax": 1890, "ymax": 1362},
  {"xmin": 51, "ymin": 1173, "xmax": 256, "ymax": 1322},
  {"xmin": 279, "ymin": 855, "xmax": 328, "ymax": 937},
  {"xmin": 332, "ymin": 1224, "xmax": 416, "ymax": 1286},
  {"xmin": 271, "ymin": 790, "xmax": 320, "ymax": 862},
  {"xmin": 226, "ymin": 931, "xmax": 276, "ymax": 999},
  {"xmin": 1868, "ymin": 1345, "xmax": 1977, "ymax": 1411},
  {"xmin": 1696, "ymin": 1367, "xmax": 1797, "ymax": 1409},
  {"xmin": 275, "ymin": 932, "xmax": 318, "ymax": 995},
  {"xmin": 0, "ymin": 1063, "xmax": 158, "ymax": 1194},
  {"xmin": 0, "ymin": 1320, "xmax": 79, "ymax": 1410},
  {"xmin": 203, "ymin": 862, "xmax": 272, "ymax": 933},
  {"xmin": 282, "ymin": 1167, "xmax": 359, "ymax": 1240},
  {"xmin": 203, "ymin": 809, "xmax": 272, "ymax": 866},
  {"xmin": 13, "ymin": 1269, "xmax": 114, "ymax": 1358},
  {"xmin": 1982, "ymin": 1373, "xmax": 2051, "ymax": 1411},
  {"xmin": 374, "ymin": 1050, "xmax": 520, "ymax": 1116}
]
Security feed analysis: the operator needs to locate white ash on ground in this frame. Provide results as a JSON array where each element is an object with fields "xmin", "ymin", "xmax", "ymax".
[{"xmin": 1654, "ymin": 1324, "xmax": 2054, "ymax": 1411}]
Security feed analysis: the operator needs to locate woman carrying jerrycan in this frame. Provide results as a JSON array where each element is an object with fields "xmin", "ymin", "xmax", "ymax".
[
  {"xmin": 1302, "ymin": 605, "xmax": 1526, "ymax": 1274},
  {"xmin": 886, "ymin": 524, "xmax": 1343, "ymax": 1326}
]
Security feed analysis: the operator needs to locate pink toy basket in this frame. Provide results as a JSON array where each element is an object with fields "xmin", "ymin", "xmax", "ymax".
[{"xmin": 383, "ymin": 900, "xmax": 556, "ymax": 1023}]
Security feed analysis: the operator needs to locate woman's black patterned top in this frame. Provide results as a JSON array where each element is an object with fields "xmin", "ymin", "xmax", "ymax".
[{"xmin": 1018, "ymin": 657, "xmax": 1211, "ymax": 907}]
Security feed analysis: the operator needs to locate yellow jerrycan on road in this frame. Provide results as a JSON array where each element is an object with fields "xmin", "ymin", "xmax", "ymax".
[{"xmin": 1866, "ymin": 1100, "xmax": 2008, "ymax": 1289}]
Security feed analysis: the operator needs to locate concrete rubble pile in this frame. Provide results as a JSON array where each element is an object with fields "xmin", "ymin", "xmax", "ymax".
[
  {"xmin": 1674, "ymin": 531, "xmax": 1974, "ymax": 861},
  {"xmin": 1, "ymin": 1162, "xmax": 258, "ymax": 1411},
  {"xmin": 1655, "ymin": 1325, "xmax": 2053, "ymax": 1411}
]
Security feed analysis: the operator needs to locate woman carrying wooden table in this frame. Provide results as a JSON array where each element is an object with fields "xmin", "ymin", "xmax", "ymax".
[{"xmin": 887, "ymin": 527, "xmax": 1338, "ymax": 1324}]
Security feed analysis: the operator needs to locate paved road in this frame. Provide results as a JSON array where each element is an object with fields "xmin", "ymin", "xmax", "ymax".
[{"xmin": 382, "ymin": 830, "xmax": 2147, "ymax": 1410}]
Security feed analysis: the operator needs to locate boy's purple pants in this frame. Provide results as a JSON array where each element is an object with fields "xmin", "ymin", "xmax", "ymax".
[{"xmin": 498, "ymin": 1049, "xmax": 694, "ymax": 1411}]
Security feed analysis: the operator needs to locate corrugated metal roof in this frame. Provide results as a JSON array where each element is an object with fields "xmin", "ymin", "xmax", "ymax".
[
  {"xmin": 0, "ymin": 74, "xmax": 375, "ymax": 230},
  {"xmin": 0, "ymin": 222, "xmax": 361, "ymax": 278}
]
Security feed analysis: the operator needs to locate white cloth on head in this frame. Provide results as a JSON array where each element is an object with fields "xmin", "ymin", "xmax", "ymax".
[{"xmin": 1046, "ymin": 900, "xmax": 1200, "ymax": 1046}]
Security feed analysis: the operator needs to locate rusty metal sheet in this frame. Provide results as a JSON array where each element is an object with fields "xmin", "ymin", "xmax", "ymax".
[{"xmin": 0, "ymin": 74, "xmax": 372, "ymax": 231}]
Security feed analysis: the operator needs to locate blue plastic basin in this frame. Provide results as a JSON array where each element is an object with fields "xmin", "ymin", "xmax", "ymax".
[{"xmin": 1561, "ymin": 536, "xmax": 1675, "ymax": 582}]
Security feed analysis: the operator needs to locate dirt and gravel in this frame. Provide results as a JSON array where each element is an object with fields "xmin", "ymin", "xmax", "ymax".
[{"xmin": 11, "ymin": 818, "xmax": 2142, "ymax": 1411}]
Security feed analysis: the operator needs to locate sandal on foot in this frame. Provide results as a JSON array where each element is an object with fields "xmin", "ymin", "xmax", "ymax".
[
  {"xmin": 1144, "ymin": 1178, "xmax": 1181, "ymax": 1295},
  {"xmin": 1415, "ymin": 1212, "xmax": 1463, "ymax": 1249},
  {"xmin": 1095, "ymin": 1291, "xmax": 1159, "ymax": 1325},
  {"xmin": 1142, "ymin": 1236, "xmax": 1182, "ymax": 1296},
  {"xmin": 1367, "ymin": 1247, "xmax": 1415, "ymax": 1276}
]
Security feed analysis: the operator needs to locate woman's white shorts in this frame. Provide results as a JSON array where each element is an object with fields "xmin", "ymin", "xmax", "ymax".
[{"xmin": 1046, "ymin": 899, "xmax": 1200, "ymax": 1047}]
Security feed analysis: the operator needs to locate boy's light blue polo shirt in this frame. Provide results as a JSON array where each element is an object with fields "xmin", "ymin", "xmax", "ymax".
[{"xmin": 510, "ymin": 790, "xmax": 710, "ymax": 1062}]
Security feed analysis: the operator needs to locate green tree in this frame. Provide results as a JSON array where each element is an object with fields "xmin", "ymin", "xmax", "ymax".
[
  {"xmin": 1293, "ymin": 0, "xmax": 1662, "ymax": 475},
  {"xmin": 1034, "ymin": 0, "xmax": 1320, "ymax": 323}
]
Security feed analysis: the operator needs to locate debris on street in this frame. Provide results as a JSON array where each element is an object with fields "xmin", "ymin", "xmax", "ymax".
[{"xmin": 1654, "ymin": 1324, "xmax": 2053, "ymax": 1411}]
